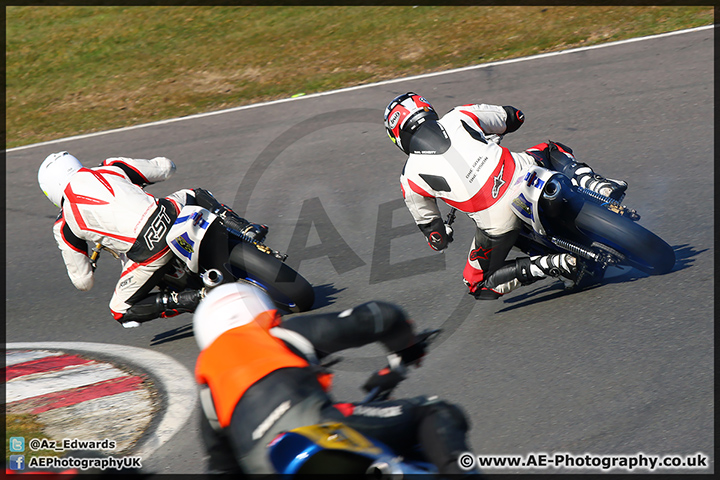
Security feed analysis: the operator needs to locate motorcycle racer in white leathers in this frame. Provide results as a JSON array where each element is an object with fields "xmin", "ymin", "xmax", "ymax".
[
  {"xmin": 38, "ymin": 152, "xmax": 264, "ymax": 328},
  {"xmin": 385, "ymin": 93, "xmax": 627, "ymax": 299}
]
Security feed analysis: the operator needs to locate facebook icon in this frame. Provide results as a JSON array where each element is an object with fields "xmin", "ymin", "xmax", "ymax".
[{"xmin": 10, "ymin": 455, "xmax": 25, "ymax": 470}]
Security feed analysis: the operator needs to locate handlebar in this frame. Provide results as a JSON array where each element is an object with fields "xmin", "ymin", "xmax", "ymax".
[
  {"xmin": 90, "ymin": 242, "xmax": 120, "ymax": 270},
  {"xmin": 446, "ymin": 207, "xmax": 457, "ymax": 227}
]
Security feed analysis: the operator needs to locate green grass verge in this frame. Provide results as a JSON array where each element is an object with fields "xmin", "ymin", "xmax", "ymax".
[
  {"xmin": 6, "ymin": 6, "xmax": 713, "ymax": 149},
  {"xmin": 6, "ymin": 413, "xmax": 62, "ymax": 464}
]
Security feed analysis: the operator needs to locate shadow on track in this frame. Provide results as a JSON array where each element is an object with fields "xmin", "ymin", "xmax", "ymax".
[
  {"xmin": 147, "ymin": 283, "xmax": 345, "ymax": 346},
  {"xmin": 494, "ymin": 244, "xmax": 699, "ymax": 314},
  {"xmin": 304, "ymin": 283, "xmax": 344, "ymax": 310},
  {"xmin": 151, "ymin": 323, "xmax": 194, "ymax": 346},
  {"xmin": 669, "ymin": 243, "xmax": 705, "ymax": 273}
]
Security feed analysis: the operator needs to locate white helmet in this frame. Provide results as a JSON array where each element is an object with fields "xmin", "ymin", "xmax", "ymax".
[
  {"xmin": 38, "ymin": 151, "xmax": 83, "ymax": 207},
  {"xmin": 193, "ymin": 282, "xmax": 277, "ymax": 351}
]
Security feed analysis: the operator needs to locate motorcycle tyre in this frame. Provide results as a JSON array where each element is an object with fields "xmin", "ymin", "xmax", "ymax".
[
  {"xmin": 228, "ymin": 242, "xmax": 315, "ymax": 313},
  {"xmin": 573, "ymin": 202, "xmax": 675, "ymax": 275}
]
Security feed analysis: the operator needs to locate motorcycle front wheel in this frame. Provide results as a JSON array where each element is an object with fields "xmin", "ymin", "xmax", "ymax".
[
  {"xmin": 228, "ymin": 242, "xmax": 315, "ymax": 312},
  {"xmin": 573, "ymin": 202, "xmax": 675, "ymax": 275}
]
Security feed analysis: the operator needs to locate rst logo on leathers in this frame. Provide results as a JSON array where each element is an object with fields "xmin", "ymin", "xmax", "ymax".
[
  {"xmin": 144, "ymin": 204, "xmax": 171, "ymax": 250},
  {"xmin": 118, "ymin": 275, "xmax": 134, "ymax": 290}
]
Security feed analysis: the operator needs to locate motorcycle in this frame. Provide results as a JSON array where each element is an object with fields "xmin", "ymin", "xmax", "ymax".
[
  {"xmin": 91, "ymin": 201, "xmax": 315, "ymax": 313},
  {"xmin": 267, "ymin": 329, "xmax": 443, "ymax": 476},
  {"xmin": 447, "ymin": 145, "xmax": 675, "ymax": 287}
]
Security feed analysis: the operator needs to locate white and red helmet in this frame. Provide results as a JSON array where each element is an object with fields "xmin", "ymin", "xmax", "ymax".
[{"xmin": 384, "ymin": 92, "xmax": 438, "ymax": 154}]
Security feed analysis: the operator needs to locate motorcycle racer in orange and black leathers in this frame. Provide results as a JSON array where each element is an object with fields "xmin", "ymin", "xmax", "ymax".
[{"xmin": 193, "ymin": 283, "xmax": 475, "ymax": 476}]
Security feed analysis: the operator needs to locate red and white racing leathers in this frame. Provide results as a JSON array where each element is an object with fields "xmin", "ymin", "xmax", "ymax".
[
  {"xmin": 52, "ymin": 156, "xmax": 194, "ymax": 320},
  {"xmin": 400, "ymin": 104, "xmax": 537, "ymax": 292}
]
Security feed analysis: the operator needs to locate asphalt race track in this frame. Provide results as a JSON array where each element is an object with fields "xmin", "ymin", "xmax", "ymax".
[{"xmin": 6, "ymin": 27, "xmax": 713, "ymax": 474}]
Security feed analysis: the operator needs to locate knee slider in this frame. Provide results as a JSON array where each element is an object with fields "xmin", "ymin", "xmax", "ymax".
[{"xmin": 472, "ymin": 286, "xmax": 502, "ymax": 300}]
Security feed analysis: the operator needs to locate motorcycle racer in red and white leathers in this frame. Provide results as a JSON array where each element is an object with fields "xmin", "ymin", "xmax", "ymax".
[
  {"xmin": 385, "ymin": 93, "xmax": 627, "ymax": 299},
  {"xmin": 38, "ymin": 151, "xmax": 263, "ymax": 328}
]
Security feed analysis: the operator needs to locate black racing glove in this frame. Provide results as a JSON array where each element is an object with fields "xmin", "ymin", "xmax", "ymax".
[
  {"xmin": 396, "ymin": 339, "xmax": 427, "ymax": 367},
  {"xmin": 395, "ymin": 328, "xmax": 441, "ymax": 367},
  {"xmin": 503, "ymin": 106, "xmax": 525, "ymax": 133},
  {"xmin": 362, "ymin": 366, "xmax": 406, "ymax": 397},
  {"xmin": 419, "ymin": 218, "xmax": 453, "ymax": 251}
]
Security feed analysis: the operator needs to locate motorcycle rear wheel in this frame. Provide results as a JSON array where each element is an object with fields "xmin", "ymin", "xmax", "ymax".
[
  {"xmin": 229, "ymin": 242, "xmax": 315, "ymax": 312},
  {"xmin": 573, "ymin": 202, "xmax": 675, "ymax": 275}
]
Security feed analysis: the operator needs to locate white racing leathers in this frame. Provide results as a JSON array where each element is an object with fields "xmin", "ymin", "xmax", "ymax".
[
  {"xmin": 400, "ymin": 104, "xmax": 537, "ymax": 293},
  {"xmin": 51, "ymin": 156, "xmax": 196, "ymax": 321}
]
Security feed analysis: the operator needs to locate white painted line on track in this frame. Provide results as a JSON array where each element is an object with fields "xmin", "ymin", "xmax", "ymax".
[
  {"xmin": 6, "ymin": 342, "xmax": 198, "ymax": 460},
  {"xmin": 5, "ymin": 349, "xmax": 63, "ymax": 366},
  {"xmin": 6, "ymin": 363, "xmax": 128, "ymax": 403},
  {"xmin": 6, "ymin": 25, "xmax": 712, "ymax": 153}
]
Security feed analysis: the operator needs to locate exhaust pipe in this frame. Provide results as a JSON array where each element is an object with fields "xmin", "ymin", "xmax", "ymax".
[{"xmin": 201, "ymin": 269, "xmax": 224, "ymax": 288}]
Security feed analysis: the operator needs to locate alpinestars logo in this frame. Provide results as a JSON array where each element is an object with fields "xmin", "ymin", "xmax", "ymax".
[
  {"xmin": 492, "ymin": 164, "xmax": 506, "ymax": 198},
  {"xmin": 469, "ymin": 246, "xmax": 493, "ymax": 262}
]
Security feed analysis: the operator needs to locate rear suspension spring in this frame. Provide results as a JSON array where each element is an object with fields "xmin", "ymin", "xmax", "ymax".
[
  {"xmin": 550, "ymin": 237, "xmax": 601, "ymax": 262},
  {"xmin": 576, "ymin": 186, "xmax": 618, "ymax": 206}
]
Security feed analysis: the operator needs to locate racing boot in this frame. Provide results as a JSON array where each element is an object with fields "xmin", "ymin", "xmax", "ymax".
[
  {"xmin": 194, "ymin": 189, "xmax": 268, "ymax": 240},
  {"xmin": 220, "ymin": 211, "xmax": 268, "ymax": 243},
  {"xmin": 158, "ymin": 289, "xmax": 205, "ymax": 317},
  {"xmin": 117, "ymin": 288, "xmax": 205, "ymax": 328},
  {"xmin": 538, "ymin": 142, "xmax": 628, "ymax": 202},
  {"xmin": 241, "ymin": 223, "xmax": 269, "ymax": 243},
  {"xmin": 572, "ymin": 166, "xmax": 628, "ymax": 201},
  {"xmin": 530, "ymin": 253, "xmax": 578, "ymax": 289},
  {"xmin": 473, "ymin": 253, "xmax": 578, "ymax": 299}
]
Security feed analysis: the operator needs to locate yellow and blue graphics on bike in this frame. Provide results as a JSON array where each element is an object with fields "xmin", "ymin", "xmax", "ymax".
[
  {"xmin": 511, "ymin": 193, "xmax": 534, "ymax": 222},
  {"xmin": 268, "ymin": 422, "xmax": 389, "ymax": 475},
  {"xmin": 167, "ymin": 205, "xmax": 218, "ymax": 273}
]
